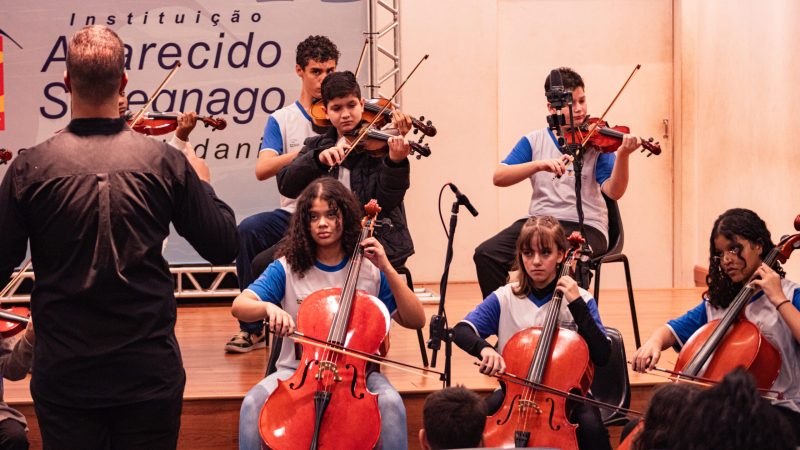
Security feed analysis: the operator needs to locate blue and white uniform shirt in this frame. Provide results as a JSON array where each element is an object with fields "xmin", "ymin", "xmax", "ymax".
[
  {"xmin": 246, "ymin": 256, "xmax": 397, "ymax": 372},
  {"xmin": 260, "ymin": 101, "xmax": 317, "ymax": 213},
  {"xmin": 667, "ymin": 278, "xmax": 800, "ymax": 412},
  {"xmin": 501, "ymin": 127, "xmax": 615, "ymax": 242},
  {"xmin": 459, "ymin": 282, "xmax": 607, "ymax": 354}
]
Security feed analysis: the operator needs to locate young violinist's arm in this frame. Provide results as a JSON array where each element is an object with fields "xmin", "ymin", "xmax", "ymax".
[
  {"xmin": 492, "ymin": 136, "xmax": 573, "ymax": 187},
  {"xmin": 751, "ymin": 263, "xmax": 800, "ymax": 343},
  {"xmin": 600, "ymin": 134, "xmax": 639, "ymax": 200},
  {"xmin": 361, "ymin": 237, "xmax": 425, "ymax": 329},
  {"xmin": 631, "ymin": 326, "xmax": 676, "ymax": 372},
  {"xmin": 256, "ymin": 151, "xmax": 301, "ymax": 180}
]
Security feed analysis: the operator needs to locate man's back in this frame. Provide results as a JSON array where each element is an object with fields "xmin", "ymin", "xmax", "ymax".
[{"xmin": 0, "ymin": 118, "xmax": 238, "ymax": 407}]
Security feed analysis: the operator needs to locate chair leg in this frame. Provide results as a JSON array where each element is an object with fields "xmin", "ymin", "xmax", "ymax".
[
  {"xmin": 593, "ymin": 262, "xmax": 603, "ymax": 304},
  {"xmin": 396, "ymin": 266, "xmax": 430, "ymax": 367},
  {"xmin": 621, "ymin": 255, "xmax": 641, "ymax": 348}
]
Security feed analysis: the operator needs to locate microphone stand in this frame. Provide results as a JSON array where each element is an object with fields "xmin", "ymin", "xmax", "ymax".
[
  {"xmin": 427, "ymin": 196, "xmax": 470, "ymax": 387},
  {"xmin": 551, "ymin": 91, "xmax": 594, "ymax": 274}
]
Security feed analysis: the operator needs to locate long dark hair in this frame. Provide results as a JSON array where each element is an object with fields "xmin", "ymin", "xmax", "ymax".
[
  {"xmin": 274, "ymin": 178, "xmax": 362, "ymax": 276},
  {"xmin": 633, "ymin": 383, "xmax": 700, "ymax": 450},
  {"xmin": 667, "ymin": 369, "xmax": 794, "ymax": 450},
  {"xmin": 704, "ymin": 208, "xmax": 782, "ymax": 308},
  {"xmin": 512, "ymin": 216, "xmax": 567, "ymax": 297}
]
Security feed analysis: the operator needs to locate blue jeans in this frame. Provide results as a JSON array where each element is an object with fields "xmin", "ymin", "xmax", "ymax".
[
  {"xmin": 236, "ymin": 209, "xmax": 291, "ymax": 333},
  {"xmin": 239, "ymin": 369, "xmax": 407, "ymax": 450}
]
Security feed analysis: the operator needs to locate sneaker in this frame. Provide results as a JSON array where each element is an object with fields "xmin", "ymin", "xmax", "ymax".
[{"xmin": 224, "ymin": 330, "xmax": 266, "ymax": 353}]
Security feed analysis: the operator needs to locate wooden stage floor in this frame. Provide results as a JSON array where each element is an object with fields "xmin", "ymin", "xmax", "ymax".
[{"xmin": 5, "ymin": 283, "xmax": 705, "ymax": 449}]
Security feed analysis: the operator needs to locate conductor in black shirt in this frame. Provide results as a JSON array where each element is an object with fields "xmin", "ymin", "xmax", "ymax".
[{"xmin": 0, "ymin": 25, "xmax": 238, "ymax": 449}]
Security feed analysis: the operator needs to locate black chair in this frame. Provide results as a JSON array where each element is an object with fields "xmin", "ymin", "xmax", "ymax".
[
  {"xmin": 589, "ymin": 327, "xmax": 631, "ymax": 427},
  {"xmin": 266, "ymin": 264, "xmax": 429, "ymax": 376},
  {"xmin": 589, "ymin": 195, "xmax": 641, "ymax": 348}
]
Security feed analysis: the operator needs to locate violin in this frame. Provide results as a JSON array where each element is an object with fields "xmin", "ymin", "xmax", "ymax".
[
  {"xmin": 0, "ymin": 148, "xmax": 12, "ymax": 164},
  {"xmin": 0, "ymin": 260, "xmax": 32, "ymax": 339},
  {"xmin": 124, "ymin": 111, "xmax": 227, "ymax": 136},
  {"xmin": 566, "ymin": 117, "xmax": 661, "ymax": 156},
  {"xmin": 341, "ymin": 123, "xmax": 431, "ymax": 160},
  {"xmin": 260, "ymin": 200, "xmax": 387, "ymax": 450},
  {"xmin": 483, "ymin": 232, "xmax": 591, "ymax": 449},
  {"xmin": 310, "ymin": 98, "xmax": 437, "ymax": 138},
  {"xmin": 0, "ymin": 307, "xmax": 30, "ymax": 339},
  {"xmin": 670, "ymin": 215, "xmax": 800, "ymax": 391}
]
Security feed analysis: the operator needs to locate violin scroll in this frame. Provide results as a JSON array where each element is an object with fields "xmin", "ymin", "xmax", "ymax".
[{"xmin": 0, "ymin": 148, "xmax": 12, "ymax": 164}]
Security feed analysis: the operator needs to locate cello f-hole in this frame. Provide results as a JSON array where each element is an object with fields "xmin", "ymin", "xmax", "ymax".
[
  {"xmin": 345, "ymin": 363, "xmax": 365, "ymax": 399},
  {"xmin": 497, "ymin": 394, "xmax": 520, "ymax": 426},
  {"xmin": 289, "ymin": 360, "xmax": 316, "ymax": 390},
  {"xmin": 545, "ymin": 397, "xmax": 561, "ymax": 431}
]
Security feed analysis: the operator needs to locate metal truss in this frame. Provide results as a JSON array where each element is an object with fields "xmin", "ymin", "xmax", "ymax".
[
  {"xmin": 366, "ymin": 0, "xmax": 402, "ymax": 103},
  {"xmin": 0, "ymin": 264, "xmax": 437, "ymax": 304},
  {"xmin": 0, "ymin": 265, "xmax": 240, "ymax": 303}
]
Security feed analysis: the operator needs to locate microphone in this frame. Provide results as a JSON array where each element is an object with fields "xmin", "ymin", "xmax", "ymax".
[
  {"xmin": 448, "ymin": 183, "xmax": 479, "ymax": 217},
  {"xmin": 546, "ymin": 69, "xmax": 566, "ymax": 133}
]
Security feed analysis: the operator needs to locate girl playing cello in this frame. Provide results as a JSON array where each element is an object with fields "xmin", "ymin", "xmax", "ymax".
[
  {"xmin": 231, "ymin": 177, "xmax": 425, "ymax": 450},
  {"xmin": 631, "ymin": 208, "xmax": 800, "ymax": 444},
  {"xmin": 453, "ymin": 216, "xmax": 612, "ymax": 450}
]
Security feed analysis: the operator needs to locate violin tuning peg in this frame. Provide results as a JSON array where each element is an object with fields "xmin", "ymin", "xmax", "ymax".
[
  {"xmin": 426, "ymin": 120, "xmax": 433, "ymax": 126},
  {"xmin": 413, "ymin": 129, "xmax": 419, "ymax": 135},
  {"xmin": 419, "ymin": 116, "xmax": 425, "ymax": 121}
]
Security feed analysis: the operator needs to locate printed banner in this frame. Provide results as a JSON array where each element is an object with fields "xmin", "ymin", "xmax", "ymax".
[{"xmin": 0, "ymin": 0, "xmax": 367, "ymax": 263}]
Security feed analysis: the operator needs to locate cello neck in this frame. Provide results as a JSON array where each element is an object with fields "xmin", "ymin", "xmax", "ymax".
[
  {"xmin": 526, "ymin": 253, "xmax": 574, "ymax": 384},
  {"xmin": 683, "ymin": 246, "xmax": 781, "ymax": 376}
]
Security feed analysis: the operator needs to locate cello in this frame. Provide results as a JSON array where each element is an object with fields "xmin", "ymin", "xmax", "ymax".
[
  {"xmin": 483, "ymin": 232, "xmax": 592, "ymax": 449},
  {"xmin": 259, "ymin": 200, "xmax": 387, "ymax": 450},
  {"xmin": 671, "ymin": 218, "xmax": 800, "ymax": 391}
]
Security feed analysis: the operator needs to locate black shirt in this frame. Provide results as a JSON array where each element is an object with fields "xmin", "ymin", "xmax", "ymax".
[{"xmin": 0, "ymin": 118, "xmax": 238, "ymax": 407}]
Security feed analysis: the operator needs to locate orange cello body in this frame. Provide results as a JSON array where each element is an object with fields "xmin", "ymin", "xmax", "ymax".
[
  {"xmin": 259, "ymin": 288, "xmax": 388, "ymax": 449},
  {"xmin": 673, "ymin": 318, "xmax": 781, "ymax": 390},
  {"xmin": 484, "ymin": 327, "xmax": 593, "ymax": 449},
  {"xmin": 259, "ymin": 200, "xmax": 388, "ymax": 450},
  {"xmin": 484, "ymin": 232, "xmax": 592, "ymax": 449}
]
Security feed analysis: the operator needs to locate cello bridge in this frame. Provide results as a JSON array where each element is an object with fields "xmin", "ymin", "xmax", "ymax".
[
  {"xmin": 316, "ymin": 361, "xmax": 342, "ymax": 382},
  {"xmin": 518, "ymin": 399, "xmax": 542, "ymax": 414}
]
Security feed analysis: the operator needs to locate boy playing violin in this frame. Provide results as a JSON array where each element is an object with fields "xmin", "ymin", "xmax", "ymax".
[
  {"xmin": 455, "ymin": 216, "xmax": 612, "ymax": 450},
  {"xmin": 276, "ymin": 70, "xmax": 415, "ymax": 270},
  {"xmin": 473, "ymin": 67, "xmax": 642, "ymax": 297},
  {"xmin": 631, "ymin": 208, "xmax": 800, "ymax": 444},
  {"xmin": 232, "ymin": 177, "xmax": 425, "ymax": 450}
]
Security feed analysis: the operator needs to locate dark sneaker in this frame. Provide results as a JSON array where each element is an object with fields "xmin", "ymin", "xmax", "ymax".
[{"xmin": 224, "ymin": 330, "xmax": 266, "ymax": 353}]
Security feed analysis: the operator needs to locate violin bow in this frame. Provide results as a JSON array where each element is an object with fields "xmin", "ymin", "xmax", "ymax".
[
  {"xmin": 128, "ymin": 62, "xmax": 182, "ymax": 129},
  {"xmin": 354, "ymin": 38, "xmax": 369, "ymax": 79},
  {"xmin": 626, "ymin": 361, "xmax": 784, "ymax": 400},
  {"xmin": 475, "ymin": 363, "xmax": 644, "ymax": 418},
  {"xmin": 331, "ymin": 54, "xmax": 429, "ymax": 171},
  {"xmin": 0, "ymin": 259, "xmax": 31, "ymax": 299},
  {"xmin": 577, "ymin": 64, "xmax": 641, "ymax": 148},
  {"xmin": 288, "ymin": 331, "xmax": 446, "ymax": 382}
]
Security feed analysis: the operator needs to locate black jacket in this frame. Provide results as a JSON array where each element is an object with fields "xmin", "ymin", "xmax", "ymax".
[
  {"xmin": 277, "ymin": 126, "xmax": 414, "ymax": 266},
  {"xmin": 0, "ymin": 118, "xmax": 238, "ymax": 407}
]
